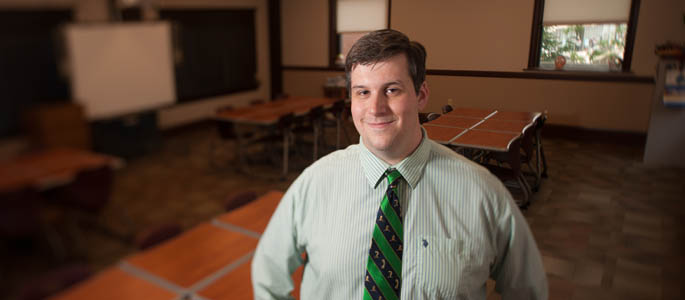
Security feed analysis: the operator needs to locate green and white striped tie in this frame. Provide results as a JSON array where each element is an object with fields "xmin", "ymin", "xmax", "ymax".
[{"xmin": 363, "ymin": 169, "xmax": 403, "ymax": 300}]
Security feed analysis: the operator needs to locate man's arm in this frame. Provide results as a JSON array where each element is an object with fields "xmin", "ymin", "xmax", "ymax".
[
  {"xmin": 489, "ymin": 188, "xmax": 548, "ymax": 299},
  {"xmin": 251, "ymin": 187, "xmax": 305, "ymax": 299}
]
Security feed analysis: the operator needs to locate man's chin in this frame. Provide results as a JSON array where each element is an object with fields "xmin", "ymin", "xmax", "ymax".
[{"xmin": 362, "ymin": 138, "xmax": 393, "ymax": 153}]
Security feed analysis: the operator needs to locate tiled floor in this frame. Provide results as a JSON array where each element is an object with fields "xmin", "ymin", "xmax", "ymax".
[
  {"xmin": 523, "ymin": 138, "xmax": 685, "ymax": 300},
  {"xmin": 2, "ymin": 122, "xmax": 684, "ymax": 300}
]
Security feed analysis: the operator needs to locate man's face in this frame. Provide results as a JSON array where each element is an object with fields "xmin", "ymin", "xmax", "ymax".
[{"xmin": 350, "ymin": 54, "xmax": 428, "ymax": 164}]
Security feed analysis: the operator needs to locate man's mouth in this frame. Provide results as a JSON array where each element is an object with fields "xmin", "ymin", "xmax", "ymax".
[{"xmin": 366, "ymin": 120, "xmax": 395, "ymax": 129}]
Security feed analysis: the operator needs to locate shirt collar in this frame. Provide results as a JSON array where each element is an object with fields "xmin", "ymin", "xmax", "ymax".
[{"xmin": 359, "ymin": 127, "xmax": 431, "ymax": 190}]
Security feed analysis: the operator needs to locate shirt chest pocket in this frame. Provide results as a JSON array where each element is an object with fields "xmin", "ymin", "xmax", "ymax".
[{"xmin": 412, "ymin": 237, "xmax": 489, "ymax": 298}]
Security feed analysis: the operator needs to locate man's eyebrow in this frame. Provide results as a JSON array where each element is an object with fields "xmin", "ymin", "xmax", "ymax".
[
  {"xmin": 352, "ymin": 80, "xmax": 404, "ymax": 90},
  {"xmin": 383, "ymin": 80, "xmax": 403, "ymax": 87}
]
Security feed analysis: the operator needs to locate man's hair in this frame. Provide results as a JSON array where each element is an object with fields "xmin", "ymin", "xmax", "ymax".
[{"xmin": 345, "ymin": 29, "xmax": 427, "ymax": 95}]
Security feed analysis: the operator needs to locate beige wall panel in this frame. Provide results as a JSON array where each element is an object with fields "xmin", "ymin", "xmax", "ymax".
[
  {"xmin": 281, "ymin": 0, "xmax": 329, "ymax": 67},
  {"xmin": 283, "ymin": 70, "xmax": 344, "ymax": 98},
  {"xmin": 425, "ymin": 76, "xmax": 653, "ymax": 132},
  {"xmin": 391, "ymin": 0, "xmax": 534, "ymax": 72},
  {"xmin": 631, "ymin": 0, "xmax": 685, "ymax": 76}
]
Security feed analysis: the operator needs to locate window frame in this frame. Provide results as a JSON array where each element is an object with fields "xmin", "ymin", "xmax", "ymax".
[
  {"xmin": 329, "ymin": 0, "xmax": 392, "ymax": 68},
  {"xmin": 527, "ymin": 0, "xmax": 641, "ymax": 73}
]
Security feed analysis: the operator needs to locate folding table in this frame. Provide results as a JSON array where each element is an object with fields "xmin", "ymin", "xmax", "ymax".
[{"xmin": 214, "ymin": 97, "xmax": 341, "ymax": 177}]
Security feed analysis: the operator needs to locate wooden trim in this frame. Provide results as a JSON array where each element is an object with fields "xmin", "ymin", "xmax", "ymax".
[
  {"xmin": 387, "ymin": 0, "xmax": 392, "ymax": 28},
  {"xmin": 283, "ymin": 65, "xmax": 343, "ymax": 72},
  {"xmin": 428, "ymin": 69, "xmax": 653, "ymax": 83},
  {"xmin": 328, "ymin": 0, "xmax": 338, "ymax": 68},
  {"xmin": 543, "ymin": 124, "xmax": 646, "ymax": 147},
  {"xmin": 282, "ymin": 66, "xmax": 653, "ymax": 83},
  {"xmin": 527, "ymin": 0, "xmax": 544, "ymax": 69},
  {"xmin": 622, "ymin": 0, "xmax": 641, "ymax": 72},
  {"xmin": 268, "ymin": 0, "xmax": 282, "ymax": 99}
]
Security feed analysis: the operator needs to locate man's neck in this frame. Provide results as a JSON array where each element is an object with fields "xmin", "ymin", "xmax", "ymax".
[{"xmin": 364, "ymin": 127, "xmax": 424, "ymax": 166}]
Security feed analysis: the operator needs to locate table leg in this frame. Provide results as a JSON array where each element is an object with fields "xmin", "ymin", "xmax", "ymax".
[{"xmin": 282, "ymin": 127, "xmax": 289, "ymax": 178}]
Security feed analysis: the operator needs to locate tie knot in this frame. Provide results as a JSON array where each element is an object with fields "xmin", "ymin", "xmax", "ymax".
[{"xmin": 385, "ymin": 169, "xmax": 402, "ymax": 186}]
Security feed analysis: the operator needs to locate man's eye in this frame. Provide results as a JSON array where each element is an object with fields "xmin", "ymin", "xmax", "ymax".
[
  {"xmin": 357, "ymin": 90, "xmax": 369, "ymax": 96},
  {"xmin": 386, "ymin": 88, "xmax": 399, "ymax": 95}
]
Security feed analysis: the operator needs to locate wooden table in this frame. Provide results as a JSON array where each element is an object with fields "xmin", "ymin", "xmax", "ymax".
[
  {"xmin": 52, "ymin": 190, "xmax": 299, "ymax": 300},
  {"xmin": 215, "ymin": 96, "xmax": 340, "ymax": 126},
  {"xmin": 125, "ymin": 222, "xmax": 259, "ymax": 289},
  {"xmin": 197, "ymin": 258, "xmax": 304, "ymax": 300},
  {"xmin": 214, "ymin": 96, "xmax": 342, "ymax": 177},
  {"xmin": 214, "ymin": 190, "xmax": 283, "ymax": 234},
  {"xmin": 0, "ymin": 147, "xmax": 122, "ymax": 193},
  {"xmin": 49, "ymin": 267, "xmax": 176, "ymax": 300}
]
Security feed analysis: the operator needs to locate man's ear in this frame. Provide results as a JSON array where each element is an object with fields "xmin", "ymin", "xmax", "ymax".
[{"xmin": 417, "ymin": 81, "xmax": 429, "ymax": 110}]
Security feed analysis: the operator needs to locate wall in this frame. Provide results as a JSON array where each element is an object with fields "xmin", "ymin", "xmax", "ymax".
[
  {"xmin": 280, "ymin": 0, "xmax": 685, "ymax": 133},
  {"xmin": 0, "ymin": 0, "xmax": 271, "ymax": 129},
  {"xmin": 280, "ymin": 0, "xmax": 328, "ymax": 66}
]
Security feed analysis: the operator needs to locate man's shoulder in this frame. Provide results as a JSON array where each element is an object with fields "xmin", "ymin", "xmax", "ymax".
[
  {"xmin": 299, "ymin": 144, "xmax": 362, "ymax": 177},
  {"xmin": 424, "ymin": 139, "xmax": 507, "ymax": 196},
  {"xmin": 425, "ymin": 140, "xmax": 489, "ymax": 174}
]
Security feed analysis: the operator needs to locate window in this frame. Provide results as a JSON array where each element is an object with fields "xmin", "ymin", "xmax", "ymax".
[
  {"xmin": 331, "ymin": 0, "xmax": 389, "ymax": 67},
  {"xmin": 159, "ymin": 9, "xmax": 258, "ymax": 102},
  {"xmin": 528, "ymin": 0, "xmax": 640, "ymax": 72}
]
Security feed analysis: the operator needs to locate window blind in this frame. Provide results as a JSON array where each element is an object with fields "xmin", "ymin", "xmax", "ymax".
[
  {"xmin": 336, "ymin": 0, "xmax": 387, "ymax": 33},
  {"xmin": 543, "ymin": 0, "xmax": 631, "ymax": 25}
]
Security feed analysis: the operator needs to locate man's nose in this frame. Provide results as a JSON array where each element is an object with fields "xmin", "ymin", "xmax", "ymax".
[{"xmin": 369, "ymin": 92, "xmax": 389, "ymax": 115}]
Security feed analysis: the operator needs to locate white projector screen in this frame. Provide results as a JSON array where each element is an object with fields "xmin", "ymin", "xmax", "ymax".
[{"xmin": 65, "ymin": 22, "xmax": 176, "ymax": 120}]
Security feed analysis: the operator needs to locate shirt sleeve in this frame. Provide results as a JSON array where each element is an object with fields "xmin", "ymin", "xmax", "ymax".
[
  {"xmin": 489, "ymin": 185, "xmax": 549, "ymax": 300},
  {"xmin": 251, "ymin": 181, "xmax": 305, "ymax": 300}
]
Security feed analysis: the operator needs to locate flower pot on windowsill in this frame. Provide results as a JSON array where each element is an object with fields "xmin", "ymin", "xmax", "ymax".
[{"xmin": 554, "ymin": 55, "xmax": 566, "ymax": 70}]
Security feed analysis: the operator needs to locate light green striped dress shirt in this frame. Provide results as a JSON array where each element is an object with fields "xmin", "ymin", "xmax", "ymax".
[{"xmin": 252, "ymin": 129, "xmax": 548, "ymax": 299}]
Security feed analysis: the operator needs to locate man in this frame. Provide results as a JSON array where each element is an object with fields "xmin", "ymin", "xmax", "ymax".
[{"xmin": 252, "ymin": 29, "xmax": 547, "ymax": 299}]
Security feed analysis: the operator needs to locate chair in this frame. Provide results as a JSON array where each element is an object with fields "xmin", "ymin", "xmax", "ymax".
[
  {"xmin": 224, "ymin": 191, "xmax": 258, "ymax": 212},
  {"xmin": 291, "ymin": 106, "xmax": 326, "ymax": 161},
  {"xmin": 0, "ymin": 189, "xmax": 42, "ymax": 238},
  {"xmin": 16, "ymin": 263, "xmax": 92, "ymax": 300},
  {"xmin": 134, "ymin": 223, "xmax": 182, "ymax": 250},
  {"xmin": 210, "ymin": 106, "xmax": 236, "ymax": 169},
  {"xmin": 534, "ymin": 115, "xmax": 549, "ymax": 179},
  {"xmin": 484, "ymin": 138, "xmax": 532, "ymax": 208},
  {"xmin": 419, "ymin": 112, "xmax": 441, "ymax": 124},
  {"xmin": 442, "ymin": 104, "xmax": 453, "ymax": 114},
  {"xmin": 322, "ymin": 99, "xmax": 351, "ymax": 149},
  {"xmin": 47, "ymin": 166, "xmax": 133, "ymax": 243},
  {"xmin": 490, "ymin": 117, "xmax": 547, "ymax": 192},
  {"xmin": 0, "ymin": 188, "xmax": 66, "ymax": 259},
  {"xmin": 49, "ymin": 166, "xmax": 113, "ymax": 213},
  {"xmin": 23, "ymin": 103, "xmax": 91, "ymax": 150},
  {"xmin": 235, "ymin": 113, "xmax": 295, "ymax": 179}
]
